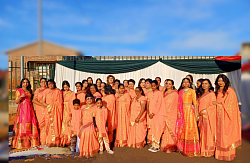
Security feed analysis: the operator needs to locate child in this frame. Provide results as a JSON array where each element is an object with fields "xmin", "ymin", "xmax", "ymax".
[
  {"xmin": 68, "ymin": 99, "xmax": 81, "ymax": 152},
  {"xmin": 95, "ymin": 98, "xmax": 114, "ymax": 154}
]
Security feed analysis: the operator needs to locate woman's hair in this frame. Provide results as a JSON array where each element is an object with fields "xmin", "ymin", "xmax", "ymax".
[
  {"xmin": 178, "ymin": 78, "xmax": 192, "ymax": 92},
  {"xmin": 186, "ymin": 74, "xmax": 193, "ymax": 83},
  {"xmin": 145, "ymin": 78, "xmax": 152, "ymax": 84},
  {"xmin": 87, "ymin": 77, "xmax": 93, "ymax": 83},
  {"xmin": 104, "ymin": 85, "xmax": 115, "ymax": 95},
  {"xmin": 155, "ymin": 77, "xmax": 161, "ymax": 82},
  {"xmin": 114, "ymin": 79, "xmax": 120, "ymax": 84},
  {"xmin": 151, "ymin": 80, "xmax": 159, "ymax": 90},
  {"xmin": 95, "ymin": 98, "xmax": 102, "ymax": 103},
  {"xmin": 101, "ymin": 82, "xmax": 106, "ymax": 86},
  {"xmin": 196, "ymin": 78, "xmax": 204, "ymax": 97},
  {"xmin": 48, "ymin": 79, "xmax": 57, "ymax": 88},
  {"xmin": 164, "ymin": 79, "xmax": 176, "ymax": 92},
  {"xmin": 61, "ymin": 80, "xmax": 70, "ymax": 91},
  {"xmin": 118, "ymin": 83, "xmax": 124, "ymax": 89},
  {"xmin": 90, "ymin": 84, "xmax": 98, "ymax": 92},
  {"xmin": 39, "ymin": 78, "xmax": 48, "ymax": 87},
  {"xmin": 85, "ymin": 93, "xmax": 94, "ymax": 100},
  {"xmin": 82, "ymin": 79, "xmax": 87, "ymax": 84},
  {"xmin": 138, "ymin": 78, "xmax": 145, "ymax": 87},
  {"xmin": 73, "ymin": 99, "xmax": 80, "ymax": 105},
  {"xmin": 107, "ymin": 75, "xmax": 115, "ymax": 85},
  {"xmin": 128, "ymin": 79, "xmax": 135, "ymax": 85},
  {"xmin": 96, "ymin": 78, "xmax": 102, "ymax": 84},
  {"xmin": 18, "ymin": 78, "xmax": 33, "ymax": 95},
  {"xmin": 123, "ymin": 80, "xmax": 128, "ymax": 84},
  {"xmin": 215, "ymin": 74, "xmax": 230, "ymax": 97},
  {"xmin": 198, "ymin": 79, "xmax": 214, "ymax": 97},
  {"xmin": 136, "ymin": 86, "xmax": 145, "ymax": 96},
  {"xmin": 75, "ymin": 82, "xmax": 83, "ymax": 88}
]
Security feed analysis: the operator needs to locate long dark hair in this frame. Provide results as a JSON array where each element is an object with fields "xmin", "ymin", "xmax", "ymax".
[
  {"xmin": 48, "ymin": 79, "xmax": 57, "ymax": 88},
  {"xmin": 215, "ymin": 74, "xmax": 230, "ymax": 97},
  {"xmin": 62, "ymin": 80, "xmax": 70, "ymax": 91},
  {"xmin": 18, "ymin": 78, "xmax": 33, "ymax": 95},
  {"xmin": 136, "ymin": 86, "xmax": 145, "ymax": 96},
  {"xmin": 151, "ymin": 80, "xmax": 159, "ymax": 90},
  {"xmin": 104, "ymin": 85, "xmax": 115, "ymax": 95},
  {"xmin": 138, "ymin": 78, "xmax": 145, "ymax": 87},
  {"xmin": 164, "ymin": 79, "xmax": 176, "ymax": 92},
  {"xmin": 96, "ymin": 78, "xmax": 102, "ymax": 84},
  {"xmin": 90, "ymin": 84, "xmax": 98, "ymax": 93},
  {"xmin": 186, "ymin": 74, "xmax": 193, "ymax": 84},
  {"xmin": 118, "ymin": 83, "xmax": 124, "ymax": 89},
  {"xmin": 196, "ymin": 78, "xmax": 204, "ymax": 97},
  {"xmin": 178, "ymin": 78, "xmax": 192, "ymax": 92},
  {"xmin": 75, "ymin": 82, "xmax": 83, "ymax": 88},
  {"xmin": 198, "ymin": 79, "xmax": 214, "ymax": 98}
]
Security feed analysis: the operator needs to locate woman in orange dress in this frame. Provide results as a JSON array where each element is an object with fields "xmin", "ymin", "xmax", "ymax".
[
  {"xmin": 32, "ymin": 78, "xmax": 47, "ymax": 146},
  {"xmin": 42, "ymin": 79, "xmax": 63, "ymax": 147},
  {"xmin": 96, "ymin": 78, "xmax": 102, "ymax": 91},
  {"xmin": 176, "ymin": 78, "xmax": 200, "ymax": 157},
  {"xmin": 115, "ymin": 84, "xmax": 132, "ymax": 147},
  {"xmin": 128, "ymin": 86, "xmax": 147, "ymax": 148},
  {"xmin": 128, "ymin": 79, "xmax": 136, "ymax": 99},
  {"xmin": 147, "ymin": 80, "xmax": 166, "ymax": 153},
  {"xmin": 100, "ymin": 82, "xmax": 106, "ymax": 96},
  {"xmin": 90, "ymin": 84, "xmax": 102, "ymax": 100},
  {"xmin": 82, "ymin": 80, "xmax": 90, "ymax": 94},
  {"xmin": 102, "ymin": 85, "xmax": 116, "ymax": 144},
  {"xmin": 198, "ymin": 79, "xmax": 216, "ymax": 157},
  {"xmin": 123, "ymin": 80, "xmax": 129, "ymax": 93},
  {"xmin": 155, "ymin": 77, "xmax": 164, "ymax": 91},
  {"xmin": 161, "ymin": 79, "xmax": 178, "ymax": 153},
  {"xmin": 138, "ymin": 78, "xmax": 146, "ymax": 94},
  {"xmin": 12, "ymin": 78, "xmax": 40, "ymax": 149},
  {"xmin": 107, "ymin": 75, "xmax": 115, "ymax": 89},
  {"xmin": 75, "ymin": 82, "xmax": 86, "ymax": 106},
  {"xmin": 78, "ymin": 93, "xmax": 99, "ymax": 158},
  {"xmin": 214, "ymin": 74, "xmax": 241, "ymax": 161},
  {"xmin": 145, "ymin": 78, "xmax": 152, "ymax": 95},
  {"xmin": 61, "ymin": 81, "xmax": 75, "ymax": 147}
]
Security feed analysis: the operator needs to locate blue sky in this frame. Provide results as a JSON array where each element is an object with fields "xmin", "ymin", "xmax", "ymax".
[{"xmin": 0, "ymin": 0, "xmax": 249, "ymax": 69}]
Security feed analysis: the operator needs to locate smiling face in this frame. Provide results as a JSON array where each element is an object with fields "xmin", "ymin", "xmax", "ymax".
[
  {"xmin": 155, "ymin": 78, "xmax": 161, "ymax": 86},
  {"xmin": 218, "ymin": 78, "xmax": 225, "ymax": 88},
  {"xmin": 114, "ymin": 81, "xmax": 120, "ymax": 89},
  {"xmin": 118, "ymin": 85, "xmax": 125, "ymax": 94},
  {"xmin": 90, "ymin": 85, "xmax": 96, "ymax": 94},
  {"xmin": 109, "ymin": 77, "xmax": 114, "ymax": 84},
  {"xmin": 151, "ymin": 83, "xmax": 157, "ymax": 91},
  {"xmin": 183, "ymin": 79, "xmax": 190, "ymax": 88},
  {"xmin": 197, "ymin": 81, "xmax": 201, "ymax": 88},
  {"xmin": 40, "ymin": 79, "xmax": 47, "ymax": 88},
  {"xmin": 83, "ymin": 81, "xmax": 88, "ymax": 88},
  {"xmin": 76, "ymin": 83, "xmax": 82, "ymax": 91},
  {"xmin": 73, "ymin": 103, "xmax": 80, "ymax": 110},
  {"xmin": 202, "ymin": 80, "xmax": 210, "ymax": 91},
  {"xmin": 145, "ymin": 81, "xmax": 151, "ymax": 89},
  {"xmin": 123, "ymin": 81, "xmax": 128, "ymax": 87},
  {"xmin": 101, "ymin": 83, "xmax": 105, "ymax": 89},
  {"xmin": 140, "ymin": 80, "xmax": 146, "ymax": 88},
  {"xmin": 86, "ymin": 96, "xmax": 93, "ymax": 105},
  {"xmin": 63, "ymin": 84, "xmax": 70, "ymax": 91},
  {"xmin": 22, "ymin": 79, "xmax": 29, "ymax": 89},
  {"xmin": 166, "ymin": 80, "xmax": 173, "ymax": 90},
  {"xmin": 128, "ymin": 82, "xmax": 134, "ymax": 90},
  {"xmin": 135, "ymin": 88, "xmax": 141, "ymax": 96},
  {"xmin": 48, "ymin": 81, "xmax": 55, "ymax": 89},
  {"xmin": 96, "ymin": 100, "xmax": 102, "ymax": 108},
  {"xmin": 96, "ymin": 80, "xmax": 101, "ymax": 87},
  {"xmin": 87, "ymin": 78, "xmax": 93, "ymax": 84}
]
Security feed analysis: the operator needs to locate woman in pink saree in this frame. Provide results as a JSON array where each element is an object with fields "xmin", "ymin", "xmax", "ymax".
[
  {"xmin": 198, "ymin": 79, "xmax": 216, "ymax": 157},
  {"xmin": 32, "ymin": 78, "xmax": 47, "ymax": 146},
  {"xmin": 42, "ymin": 79, "xmax": 63, "ymax": 147},
  {"xmin": 214, "ymin": 74, "xmax": 241, "ymax": 161},
  {"xmin": 61, "ymin": 81, "xmax": 75, "ymax": 147},
  {"xmin": 176, "ymin": 78, "xmax": 200, "ymax": 157},
  {"xmin": 12, "ymin": 78, "xmax": 39, "ymax": 149},
  {"xmin": 75, "ymin": 82, "xmax": 86, "ymax": 106}
]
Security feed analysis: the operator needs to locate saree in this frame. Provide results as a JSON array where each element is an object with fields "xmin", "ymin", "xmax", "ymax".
[
  {"xmin": 215, "ymin": 87, "xmax": 241, "ymax": 161},
  {"xmin": 43, "ymin": 88, "xmax": 63, "ymax": 147},
  {"xmin": 93, "ymin": 92, "xmax": 102, "ymax": 99},
  {"xmin": 96, "ymin": 107, "xmax": 108, "ymax": 138},
  {"xmin": 76, "ymin": 91, "xmax": 86, "ymax": 106},
  {"xmin": 33, "ymin": 88, "xmax": 47, "ymax": 145},
  {"xmin": 102, "ymin": 94, "xmax": 116, "ymax": 143},
  {"xmin": 12, "ymin": 88, "xmax": 40, "ymax": 149},
  {"xmin": 127, "ymin": 96, "xmax": 147, "ymax": 148},
  {"xmin": 115, "ymin": 93, "xmax": 131, "ymax": 147},
  {"xmin": 78, "ymin": 104, "xmax": 99, "ymax": 158},
  {"xmin": 61, "ymin": 90, "xmax": 75, "ymax": 147},
  {"xmin": 161, "ymin": 90, "xmax": 178, "ymax": 153},
  {"xmin": 198, "ymin": 91, "xmax": 216, "ymax": 157},
  {"xmin": 176, "ymin": 89, "xmax": 200, "ymax": 157},
  {"xmin": 129, "ymin": 89, "xmax": 137, "ymax": 99}
]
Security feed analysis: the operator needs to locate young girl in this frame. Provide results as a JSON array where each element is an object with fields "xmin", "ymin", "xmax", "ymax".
[{"xmin": 95, "ymin": 98, "xmax": 114, "ymax": 154}]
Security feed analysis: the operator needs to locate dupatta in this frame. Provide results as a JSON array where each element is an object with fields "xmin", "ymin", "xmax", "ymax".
[{"xmin": 176, "ymin": 89, "xmax": 184, "ymax": 140}]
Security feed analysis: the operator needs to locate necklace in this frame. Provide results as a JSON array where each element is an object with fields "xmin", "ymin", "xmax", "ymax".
[{"xmin": 184, "ymin": 88, "xmax": 189, "ymax": 92}]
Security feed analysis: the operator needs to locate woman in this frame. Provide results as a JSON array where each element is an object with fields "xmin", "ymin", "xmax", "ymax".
[
  {"xmin": 32, "ymin": 78, "xmax": 47, "ymax": 146},
  {"xmin": 75, "ymin": 82, "xmax": 86, "ymax": 106},
  {"xmin": 161, "ymin": 79, "xmax": 178, "ymax": 153},
  {"xmin": 12, "ymin": 78, "xmax": 40, "ymax": 149},
  {"xmin": 214, "ymin": 74, "xmax": 241, "ymax": 161},
  {"xmin": 100, "ymin": 82, "xmax": 106, "ymax": 96},
  {"xmin": 138, "ymin": 78, "xmax": 146, "ymax": 94},
  {"xmin": 96, "ymin": 78, "xmax": 102, "ymax": 91},
  {"xmin": 198, "ymin": 79, "xmax": 216, "ymax": 157},
  {"xmin": 115, "ymin": 84, "xmax": 132, "ymax": 147},
  {"xmin": 107, "ymin": 75, "xmax": 115, "ymax": 89},
  {"xmin": 128, "ymin": 87, "xmax": 147, "ymax": 148},
  {"xmin": 128, "ymin": 79, "xmax": 136, "ymax": 99},
  {"xmin": 42, "ymin": 79, "xmax": 63, "ymax": 147},
  {"xmin": 196, "ymin": 78, "xmax": 204, "ymax": 98},
  {"xmin": 102, "ymin": 85, "xmax": 116, "ymax": 143},
  {"xmin": 186, "ymin": 74, "xmax": 196, "ymax": 90},
  {"xmin": 82, "ymin": 80, "xmax": 90, "ymax": 94},
  {"xmin": 61, "ymin": 81, "xmax": 75, "ymax": 147},
  {"xmin": 114, "ymin": 79, "xmax": 120, "ymax": 93},
  {"xmin": 176, "ymin": 78, "xmax": 200, "ymax": 157},
  {"xmin": 87, "ymin": 77, "xmax": 93, "ymax": 85},
  {"xmin": 78, "ymin": 94, "xmax": 99, "ymax": 158},
  {"xmin": 123, "ymin": 80, "xmax": 129, "ymax": 93},
  {"xmin": 90, "ymin": 84, "xmax": 102, "ymax": 99},
  {"xmin": 155, "ymin": 77, "xmax": 164, "ymax": 91}
]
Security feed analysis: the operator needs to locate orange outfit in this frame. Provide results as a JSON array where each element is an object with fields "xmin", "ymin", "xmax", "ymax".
[
  {"xmin": 198, "ymin": 91, "xmax": 216, "ymax": 157},
  {"xmin": 61, "ymin": 90, "xmax": 75, "ymax": 147},
  {"xmin": 129, "ymin": 89, "xmax": 137, "ymax": 99},
  {"xmin": 159, "ymin": 85, "xmax": 164, "ymax": 92},
  {"xmin": 43, "ymin": 88, "xmax": 63, "ymax": 147},
  {"xmin": 215, "ymin": 87, "xmax": 241, "ymax": 161},
  {"xmin": 102, "ymin": 94, "xmax": 116, "ymax": 143},
  {"xmin": 96, "ymin": 107, "xmax": 108, "ymax": 137},
  {"xmin": 128, "ymin": 96, "xmax": 147, "ymax": 148},
  {"xmin": 115, "ymin": 93, "xmax": 131, "ymax": 147},
  {"xmin": 33, "ymin": 88, "xmax": 47, "ymax": 145},
  {"xmin": 93, "ymin": 92, "xmax": 102, "ymax": 99},
  {"xmin": 78, "ymin": 105, "xmax": 99, "ymax": 158},
  {"xmin": 161, "ymin": 90, "xmax": 178, "ymax": 152},
  {"xmin": 76, "ymin": 91, "xmax": 86, "ymax": 106},
  {"xmin": 71, "ymin": 108, "xmax": 81, "ymax": 135},
  {"xmin": 142, "ymin": 88, "xmax": 147, "ymax": 95}
]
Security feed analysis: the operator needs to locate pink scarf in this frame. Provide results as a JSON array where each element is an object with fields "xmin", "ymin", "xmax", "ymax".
[{"xmin": 175, "ymin": 89, "xmax": 184, "ymax": 140}]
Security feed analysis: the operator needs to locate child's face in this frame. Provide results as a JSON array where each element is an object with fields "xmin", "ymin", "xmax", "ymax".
[
  {"xmin": 96, "ymin": 100, "xmax": 102, "ymax": 108},
  {"xmin": 73, "ymin": 104, "xmax": 80, "ymax": 110}
]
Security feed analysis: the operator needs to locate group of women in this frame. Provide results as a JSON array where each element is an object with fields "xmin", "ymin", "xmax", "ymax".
[{"xmin": 11, "ymin": 74, "xmax": 241, "ymax": 161}]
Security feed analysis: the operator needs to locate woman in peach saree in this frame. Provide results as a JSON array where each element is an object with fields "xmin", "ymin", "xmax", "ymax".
[
  {"xmin": 42, "ymin": 79, "xmax": 63, "ymax": 147},
  {"xmin": 128, "ymin": 79, "xmax": 136, "ymax": 99},
  {"xmin": 102, "ymin": 85, "xmax": 116, "ymax": 144},
  {"xmin": 32, "ymin": 78, "xmax": 47, "ymax": 146},
  {"xmin": 75, "ymin": 82, "xmax": 86, "ymax": 106},
  {"xmin": 90, "ymin": 84, "xmax": 102, "ymax": 100},
  {"xmin": 198, "ymin": 79, "xmax": 216, "ymax": 157},
  {"xmin": 12, "ymin": 78, "xmax": 40, "ymax": 149},
  {"xmin": 214, "ymin": 74, "xmax": 241, "ymax": 161},
  {"xmin": 176, "ymin": 78, "xmax": 200, "ymax": 157},
  {"xmin": 138, "ymin": 78, "xmax": 146, "ymax": 94},
  {"xmin": 78, "ymin": 93, "xmax": 99, "ymax": 158},
  {"xmin": 128, "ymin": 87, "xmax": 147, "ymax": 148},
  {"xmin": 115, "ymin": 84, "xmax": 131, "ymax": 147},
  {"xmin": 161, "ymin": 79, "xmax": 178, "ymax": 153},
  {"xmin": 61, "ymin": 81, "xmax": 75, "ymax": 147},
  {"xmin": 107, "ymin": 75, "xmax": 115, "ymax": 89}
]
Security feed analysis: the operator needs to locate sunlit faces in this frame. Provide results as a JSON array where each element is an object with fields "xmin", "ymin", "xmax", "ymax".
[
  {"xmin": 128, "ymin": 82, "xmax": 135, "ymax": 90},
  {"xmin": 140, "ymin": 80, "xmax": 146, "ymax": 88},
  {"xmin": 48, "ymin": 81, "xmax": 55, "ymax": 89},
  {"xmin": 135, "ymin": 88, "xmax": 141, "ymax": 96},
  {"xmin": 86, "ymin": 97, "xmax": 93, "ymax": 104},
  {"xmin": 183, "ymin": 79, "xmax": 190, "ymax": 88},
  {"xmin": 90, "ymin": 85, "xmax": 96, "ymax": 94},
  {"xmin": 186, "ymin": 75, "xmax": 192, "ymax": 83},
  {"xmin": 145, "ymin": 81, "xmax": 151, "ymax": 89},
  {"xmin": 63, "ymin": 85, "xmax": 70, "ymax": 91},
  {"xmin": 151, "ymin": 83, "xmax": 157, "ymax": 91},
  {"xmin": 40, "ymin": 79, "xmax": 47, "ymax": 88},
  {"xmin": 118, "ymin": 85, "xmax": 125, "ymax": 94},
  {"xmin": 202, "ymin": 80, "xmax": 210, "ymax": 91},
  {"xmin": 123, "ymin": 80, "xmax": 128, "ymax": 87},
  {"xmin": 22, "ymin": 79, "xmax": 29, "ymax": 88},
  {"xmin": 73, "ymin": 103, "xmax": 80, "ymax": 110},
  {"xmin": 83, "ymin": 81, "xmax": 88, "ymax": 89},
  {"xmin": 96, "ymin": 100, "xmax": 103, "ymax": 108},
  {"xmin": 109, "ymin": 77, "xmax": 114, "ymax": 84},
  {"xmin": 87, "ymin": 78, "xmax": 93, "ymax": 84},
  {"xmin": 101, "ymin": 83, "xmax": 105, "ymax": 89},
  {"xmin": 166, "ymin": 81, "xmax": 173, "ymax": 90},
  {"xmin": 96, "ymin": 80, "xmax": 102, "ymax": 87},
  {"xmin": 114, "ymin": 81, "xmax": 120, "ymax": 89},
  {"xmin": 155, "ymin": 78, "xmax": 161, "ymax": 86},
  {"xmin": 218, "ymin": 78, "xmax": 225, "ymax": 87},
  {"xmin": 76, "ymin": 83, "xmax": 82, "ymax": 91},
  {"xmin": 196, "ymin": 81, "xmax": 201, "ymax": 88}
]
